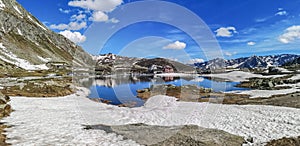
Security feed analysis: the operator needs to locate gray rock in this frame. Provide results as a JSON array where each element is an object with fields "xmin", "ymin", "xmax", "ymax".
[{"xmin": 84, "ymin": 123, "xmax": 245, "ymax": 146}]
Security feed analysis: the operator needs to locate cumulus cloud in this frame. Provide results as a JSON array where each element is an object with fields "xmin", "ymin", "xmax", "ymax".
[
  {"xmin": 68, "ymin": 0, "xmax": 123, "ymax": 12},
  {"xmin": 71, "ymin": 13, "xmax": 86, "ymax": 21},
  {"xmin": 278, "ymin": 25, "xmax": 300, "ymax": 44},
  {"xmin": 68, "ymin": 0, "xmax": 123, "ymax": 23},
  {"xmin": 59, "ymin": 30, "xmax": 86, "ymax": 43},
  {"xmin": 89, "ymin": 11, "xmax": 109, "ymax": 22},
  {"xmin": 163, "ymin": 41, "xmax": 186, "ymax": 50},
  {"xmin": 224, "ymin": 51, "xmax": 237, "ymax": 57},
  {"xmin": 247, "ymin": 41, "xmax": 256, "ymax": 46},
  {"xmin": 187, "ymin": 58, "xmax": 204, "ymax": 64},
  {"xmin": 50, "ymin": 21, "xmax": 87, "ymax": 31},
  {"xmin": 275, "ymin": 11, "xmax": 287, "ymax": 16},
  {"xmin": 215, "ymin": 27, "xmax": 237, "ymax": 37}
]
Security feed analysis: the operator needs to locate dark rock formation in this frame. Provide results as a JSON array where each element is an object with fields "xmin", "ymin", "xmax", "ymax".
[{"xmin": 84, "ymin": 123, "xmax": 245, "ymax": 146}]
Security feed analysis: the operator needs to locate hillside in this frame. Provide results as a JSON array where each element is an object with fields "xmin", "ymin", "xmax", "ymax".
[{"xmin": 0, "ymin": 0, "xmax": 93, "ymax": 72}]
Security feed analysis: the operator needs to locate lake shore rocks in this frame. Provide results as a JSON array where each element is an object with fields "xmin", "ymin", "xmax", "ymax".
[{"xmin": 236, "ymin": 75, "xmax": 299, "ymax": 90}]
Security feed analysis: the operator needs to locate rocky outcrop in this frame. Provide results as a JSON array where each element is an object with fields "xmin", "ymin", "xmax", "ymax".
[
  {"xmin": 0, "ymin": 92, "xmax": 11, "ymax": 145},
  {"xmin": 0, "ymin": 0, "xmax": 93, "ymax": 70},
  {"xmin": 84, "ymin": 123, "xmax": 246, "ymax": 146},
  {"xmin": 0, "ymin": 92, "xmax": 10, "ymax": 118},
  {"xmin": 266, "ymin": 136, "xmax": 300, "ymax": 146},
  {"xmin": 236, "ymin": 75, "xmax": 299, "ymax": 90}
]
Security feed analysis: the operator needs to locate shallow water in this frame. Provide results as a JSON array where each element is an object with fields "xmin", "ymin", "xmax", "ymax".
[{"xmin": 87, "ymin": 75, "xmax": 248, "ymax": 107}]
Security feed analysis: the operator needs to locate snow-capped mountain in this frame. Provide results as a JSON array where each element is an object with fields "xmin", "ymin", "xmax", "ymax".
[
  {"xmin": 195, "ymin": 54, "xmax": 300, "ymax": 69},
  {"xmin": 0, "ymin": 0, "xmax": 93, "ymax": 71}
]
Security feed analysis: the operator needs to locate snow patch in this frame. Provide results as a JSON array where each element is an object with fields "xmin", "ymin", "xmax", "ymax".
[
  {"xmin": 155, "ymin": 73, "xmax": 197, "ymax": 77},
  {"xmin": 37, "ymin": 56, "xmax": 51, "ymax": 63},
  {"xmin": 0, "ymin": 44, "xmax": 48, "ymax": 70},
  {"xmin": 290, "ymin": 74, "xmax": 300, "ymax": 80},
  {"xmin": 202, "ymin": 71, "xmax": 286, "ymax": 82},
  {"xmin": 17, "ymin": 28, "xmax": 22, "ymax": 35},
  {"xmin": 27, "ymin": 15, "xmax": 47, "ymax": 31},
  {"xmin": 0, "ymin": 43, "xmax": 5, "ymax": 49},
  {"xmin": 13, "ymin": 5, "xmax": 22, "ymax": 15},
  {"xmin": 0, "ymin": 0, "xmax": 5, "ymax": 9}
]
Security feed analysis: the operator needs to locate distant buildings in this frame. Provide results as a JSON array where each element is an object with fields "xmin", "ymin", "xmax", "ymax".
[{"xmin": 148, "ymin": 64, "xmax": 174, "ymax": 74}]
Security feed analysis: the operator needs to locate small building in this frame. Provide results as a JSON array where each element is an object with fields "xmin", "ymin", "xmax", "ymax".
[{"xmin": 164, "ymin": 65, "xmax": 174, "ymax": 73}]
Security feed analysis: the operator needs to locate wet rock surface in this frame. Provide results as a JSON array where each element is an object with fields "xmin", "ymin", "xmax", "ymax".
[{"xmin": 84, "ymin": 123, "xmax": 246, "ymax": 146}]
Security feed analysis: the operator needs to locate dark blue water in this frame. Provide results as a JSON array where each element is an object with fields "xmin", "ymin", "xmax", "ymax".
[{"xmin": 88, "ymin": 76, "xmax": 248, "ymax": 107}]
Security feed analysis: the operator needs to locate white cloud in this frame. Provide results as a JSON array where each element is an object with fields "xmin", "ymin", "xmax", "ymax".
[
  {"xmin": 163, "ymin": 41, "xmax": 186, "ymax": 50},
  {"xmin": 247, "ymin": 41, "xmax": 256, "ymax": 46},
  {"xmin": 50, "ymin": 21, "xmax": 87, "ymax": 31},
  {"xmin": 59, "ymin": 30, "xmax": 86, "ymax": 43},
  {"xmin": 275, "ymin": 11, "xmax": 287, "ymax": 16},
  {"xmin": 59, "ymin": 8, "xmax": 71, "ymax": 14},
  {"xmin": 187, "ymin": 58, "xmax": 204, "ymax": 64},
  {"xmin": 89, "ymin": 11, "xmax": 109, "ymax": 22},
  {"xmin": 68, "ymin": 0, "xmax": 123, "ymax": 12},
  {"xmin": 71, "ymin": 14, "xmax": 86, "ymax": 21},
  {"xmin": 107, "ymin": 18, "xmax": 120, "ymax": 23},
  {"xmin": 49, "ymin": 24, "xmax": 69, "ymax": 30},
  {"xmin": 68, "ymin": 0, "xmax": 123, "ymax": 23},
  {"xmin": 224, "ymin": 51, "xmax": 237, "ymax": 57},
  {"xmin": 215, "ymin": 27, "xmax": 237, "ymax": 37},
  {"xmin": 278, "ymin": 25, "xmax": 300, "ymax": 44}
]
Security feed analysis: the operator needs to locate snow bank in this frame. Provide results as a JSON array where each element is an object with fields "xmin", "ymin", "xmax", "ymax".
[
  {"xmin": 2, "ymin": 89, "xmax": 300, "ymax": 145},
  {"xmin": 202, "ymin": 71, "xmax": 286, "ymax": 82},
  {"xmin": 229, "ymin": 82, "xmax": 300, "ymax": 98}
]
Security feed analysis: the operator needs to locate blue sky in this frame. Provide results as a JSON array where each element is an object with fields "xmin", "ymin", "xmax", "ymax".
[{"xmin": 17, "ymin": 0, "xmax": 300, "ymax": 63}]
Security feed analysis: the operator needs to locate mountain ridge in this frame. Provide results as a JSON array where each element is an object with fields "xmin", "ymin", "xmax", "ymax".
[{"xmin": 194, "ymin": 54, "xmax": 300, "ymax": 70}]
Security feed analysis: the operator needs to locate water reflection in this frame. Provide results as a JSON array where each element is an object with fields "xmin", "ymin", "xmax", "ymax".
[{"xmin": 79, "ymin": 75, "xmax": 247, "ymax": 107}]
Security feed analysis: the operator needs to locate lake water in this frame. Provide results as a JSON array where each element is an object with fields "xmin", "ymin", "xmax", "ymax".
[{"xmin": 87, "ymin": 75, "xmax": 248, "ymax": 107}]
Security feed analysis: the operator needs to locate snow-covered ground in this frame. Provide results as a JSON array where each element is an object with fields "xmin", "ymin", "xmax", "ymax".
[
  {"xmin": 290, "ymin": 74, "xmax": 300, "ymax": 80},
  {"xmin": 202, "ymin": 71, "xmax": 286, "ymax": 82},
  {"xmin": 229, "ymin": 84, "xmax": 300, "ymax": 98},
  {"xmin": 2, "ymin": 88, "xmax": 300, "ymax": 145}
]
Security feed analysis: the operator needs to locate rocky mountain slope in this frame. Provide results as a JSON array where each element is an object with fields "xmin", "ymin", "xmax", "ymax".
[
  {"xmin": 93, "ymin": 54, "xmax": 195, "ymax": 75},
  {"xmin": 0, "ymin": 0, "xmax": 93, "ymax": 71},
  {"xmin": 195, "ymin": 54, "xmax": 299, "ymax": 70}
]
